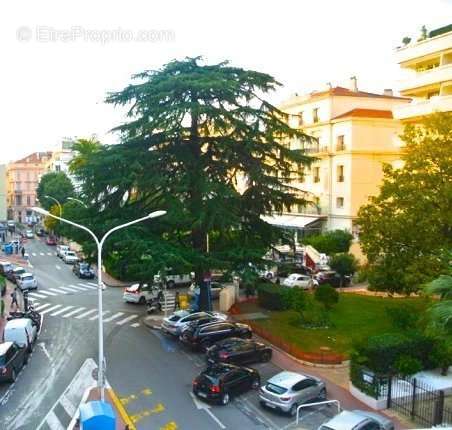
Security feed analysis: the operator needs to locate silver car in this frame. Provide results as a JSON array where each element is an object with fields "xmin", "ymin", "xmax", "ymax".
[
  {"xmin": 17, "ymin": 273, "xmax": 38, "ymax": 291},
  {"xmin": 259, "ymin": 371, "xmax": 326, "ymax": 416},
  {"xmin": 161, "ymin": 311, "xmax": 227, "ymax": 336},
  {"xmin": 318, "ymin": 410, "xmax": 394, "ymax": 430}
]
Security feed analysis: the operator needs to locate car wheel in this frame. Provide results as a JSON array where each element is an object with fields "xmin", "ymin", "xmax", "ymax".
[
  {"xmin": 319, "ymin": 387, "xmax": 327, "ymax": 400},
  {"xmin": 260, "ymin": 351, "xmax": 271, "ymax": 363},
  {"xmin": 289, "ymin": 402, "xmax": 298, "ymax": 417},
  {"xmin": 139, "ymin": 296, "xmax": 146, "ymax": 305},
  {"xmin": 251, "ymin": 377, "xmax": 260, "ymax": 390},
  {"xmin": 10, "ymin": 368, "xmax": 16, "ymax": 383},
  {"xmin": 221, "ymin": 393, "xmax": 230, "ymax": 405}
]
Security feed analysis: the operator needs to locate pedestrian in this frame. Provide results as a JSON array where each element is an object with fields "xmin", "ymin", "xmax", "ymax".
[
  {"xmin": 10, "ymin": 288, "xmax": 19, "ymax": 312},
  {"xmin": 21, "ymin": 246, "xmax": 25, "ymax": 258},
  {"xmin": 1, "ymin": 298, "xmax": 4, "ymax": 317},
  {"xmin": 174, "ymin": 291, "xmax": 180, "ymax": 311}
]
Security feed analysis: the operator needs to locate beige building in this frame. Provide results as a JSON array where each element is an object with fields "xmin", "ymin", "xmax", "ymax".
[
  {"xmin": 264, "ymin": 79, "xmax": 410, "ymax": 238},
  {"xmin": 393, "ymin": 24, "xmax": 452, "ymax": 121},
  {"xmin": 0, "ymin": 165, "xmax": 7, "ymax": 221},
  {"xmin": 7, "ymin": 152, "xmax": 52, "ymax": 223}
]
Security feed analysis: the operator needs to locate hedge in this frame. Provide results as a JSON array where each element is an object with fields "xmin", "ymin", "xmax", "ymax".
[{"xmin": 257, "ymin": 282, "xmax": 290, "ymax": 311}]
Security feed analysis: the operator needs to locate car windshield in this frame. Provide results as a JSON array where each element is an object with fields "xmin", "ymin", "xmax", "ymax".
[
  {"xmin": 0, "ymin": 355, "xmax": 5, "ymax": 366},
  {"xmin": 168, "ymin": 315, "xmax": 181, "ymax": 322},
  {"xmin": 128, "ymin": 284, "xmax": 140, "ymax": 292},
  {"xmin": 22, "ymin": 276, "xmax": 34, "ymax": 281},
  {"xmin": 80, "ymin": 263, "xmax": 90, "ymax": 269},
  {"xmin": 14, "ymin": 268, "xmax": 25, "ymax": 274},
  {"xmin": 66, "ymin": 252, "xmax": 76, "ymax": 256},
  {"xmin": 266, "ymin": 383, "xmax": 287, "ymax": 395}
]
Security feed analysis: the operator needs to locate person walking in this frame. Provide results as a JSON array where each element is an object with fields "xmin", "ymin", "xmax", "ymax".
[
  {"xmin": 21, "ymin": 246, "xmax": 25, "ymax": 258},
  {"xmin": 10, "ymin": 288, "xmax": 19, "ymax": 312},
  {"xmin": 174, "ymin": 291, "xmax": 180, "ymax": 311}
]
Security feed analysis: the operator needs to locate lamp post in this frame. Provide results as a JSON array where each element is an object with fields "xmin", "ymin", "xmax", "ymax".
[
  {"xmin": 67, "ymin": 197, "xmax": 88, "ymax": 208},
  {"xmin": 31, "ymin": 206, "xmax": 166, "ymax": 401},
  {"xmin": 43, "ymin": 195, "xmax": 63, "ymax": 216}
]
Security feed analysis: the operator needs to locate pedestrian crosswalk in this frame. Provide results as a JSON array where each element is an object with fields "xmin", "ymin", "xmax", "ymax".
[
  {"xmin": 30, "ymin": 301, "xmax": 141, "ymax": 328},
  {"xmin": 27, "ymin": 282, "xmax": 98, "ymax": 299},
  {"xmin": 31, "ymin": 251, "xmax": 58, "ymax": 257}
]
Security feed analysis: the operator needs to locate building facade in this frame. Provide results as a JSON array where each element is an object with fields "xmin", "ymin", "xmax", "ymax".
[
  {"xmin": 393, "ymin": 24, "xmax": 452, "ymax": 121},
  {"xmin": 0, "ymin": 165, "xmax": 7, "ymax": 221},
  {"xmin": 267, "ymin": 79, "xmax": 410, "ymax": 238},
  {"xmin": 7, "ymin": 152, "xmax": 52, "ymax": 223}
]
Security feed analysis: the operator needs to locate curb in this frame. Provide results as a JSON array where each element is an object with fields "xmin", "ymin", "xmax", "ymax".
[
  {"xmin": 108, "ymin": 386, "xmax": 137, "ymax": 430},
  {"xmin": 142, "ymin": 316, "xmax": 163, "ymax": 330}
]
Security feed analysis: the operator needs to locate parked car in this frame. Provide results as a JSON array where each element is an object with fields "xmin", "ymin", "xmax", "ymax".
[
  {"xmin": 7, "ymin": 267, "xmax": 26, "ymax": 284},
  {"xmin": 318, "ymin": 410, "xmax": 394, "ymax": 430},
  {"xmin": 123, "ymin": 283, "xmax": 160, "ymax": 304},
  {"xmin": 73, "ymin": 262, "xmax": 95, "ymax": 279},
  {"xmin": 17, "ymin": 273, "xmax": 38, "ymax": 291},
  {"xmin": 259, "ymin": 371, "xmax": 326, "ymax": 416},
  {"xmin": 187, "ymin": 282, "xmax": 225, "ymax": 300},
  {"xmin": 4, "ymin": 318, "xmax": 38, "ymax": 352},
  {"xmin": 63, "ymin": 251, "xmax": 78, "ymax": 264},
  {"xmin": 25, "ymin": 230, "xmax": 34, "ymax": 239},
  {"xmin": 181, "ymin": 314, "xmax": 223, "ymax": 333},
  {"xmin": 0, "ymin": 341, "xmax": 28, "ymax": 383},
  {"xmin": 314, "ymin": 270, "xmax": 351, "ymax": 288},
  {"xmin": 46, "ymin": 236, "xmax": 57, "ymax": 246},
  {"xmin": 56, "ymin": 245, "xmax": 70, "ymax": 258},
  {"xmin": 283, "ymin": 273, "xmax": 315, "ymax": 289},
  {"xmin": 206, "ymin": 338, "xmax": 272, "ymax": 365},
  {"xmin": 193, "ymin": 363, "xmax": 260, "ymax": 405},
  {"xmin": 277, "ymin": 263, "xmax": 313, "ymax": 278},
  {"xmin": 180, "ymin": 321, "xmax": 253, "ymax": 350},
  {"xmin": 154, "ymin": 272, "xmax": 194, "ymax": 288},
  {"xmin": 36, "ymin": 228, "xmax": 46, "ymax": 237},
  {"xmin": 0, "ymin": 261, "xmax": 14, "ymax": 276},
  {"xmin": 162, "ymin": 311, "xmax": 228, "ymax": 336}
]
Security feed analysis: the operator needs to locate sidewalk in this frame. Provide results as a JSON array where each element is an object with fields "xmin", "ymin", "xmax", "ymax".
[{"xmin": 0, "ymin": 281, "xmax": 25, "ymax": 341}]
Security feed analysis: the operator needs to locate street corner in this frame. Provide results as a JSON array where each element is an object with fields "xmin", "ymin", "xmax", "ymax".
[{"xmin": 143, "ymin": 315, "xmax": 164, "ymax": 330}]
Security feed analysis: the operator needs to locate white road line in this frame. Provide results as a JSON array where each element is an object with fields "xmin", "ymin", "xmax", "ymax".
[
  {"xmin": 47, "ymin": 252, "xmax": 52, "ymax": 256},
  {"xmin": 103, "ymin": 312, "xmax": 124, "ymax": 322},
  {"xmin": 68, "ymin": 284, "xmax": 89, "ymax": 291},
  {"xmin": 89, "ymin": 310, "xmax": 109, "ymax": 321},
  {"xmin": 28, "ymin": 292, "xmax": 47, "ymax": 299},
  {"xmin": 86, "ymin": 282, "xmax": 97, "ymax": 287},
  {"xmin": 51, "ymin": 305, "xmax": 74, "ymax": 316},
  {"xmin": 40, "ymin": 304, "xmax": 62, "ymax": 315},
  {"xmin": 59, "ymin": 394, "xmax": 77, "ymax": 419},
  {"xmin": 40, "ymin": 252, "xmax": 45, "ymax": 256},
  {"xmin": 62, "ymin": 307, "xmax": 86, "ymax": 318},
  {"xmin": 44, "ymin": 410, "xmax": 65, "ymax": 430},
  {"xmin": 38, "ymin": 290, "xmax": 58, "ymax": 296},
  {"xmin": 116, "ymin": 314, "xmax": 139, "ymax": 325},
  {"xmin": 34, "ymin": 303, "xmax": 52, "ymax": 311},
  {"xmin": 32, "ymin": 252, "xmax": 37, "ymax": 256},
  {"xmin": 78, "ymin": 283, "xmax": 97, "ymax": 290},
  {"xmin": 48, "ymin": 288, "xmax": 68, "ymax": 295},
  {"xmin": 131, "ymin": 323, "xmax": 140, "ymax": 328},
  {"xmin": 59, "ymin": 286, "xmax": 79, "ymax": 292},
  {"xmin": 55, "ymin": 265, "xmax": 61, "ymax": 270},
  {"xmin": 75, "ymin": 309, "xmax": 97, "ymax": 319}
]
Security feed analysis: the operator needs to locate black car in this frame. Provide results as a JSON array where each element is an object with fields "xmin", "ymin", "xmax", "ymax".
[
  {"xmin": 0, "ymin": 341, "xmax": 28, "ymax": 383},
  {"xmin": 73, "ymin": 262, "xmax": 95, "ymax": 279},
  {"xmin": 180, "ymin": 321, "xmax": 252, "ymax": 350},
  {"xmin": 36, "ymin": 229, "xmax": 46, "ymax": 237},
  {"xmin": 206, "ymin": 338, "xmax": 272, "ymax": 365},
  {"xmin": 7, "ymin": 267, "xmax": 26, "ymax": 284},
  {"xmin": 314, "ymin": 271, "xmax": 351, "ymax": 288},
  {"xmin": 193, "ymin": 363, "xmax": 260, "ymax": 405},
  {"xmin": 182, "ymin": 315, "xmax": 222, "ymax": 333}
]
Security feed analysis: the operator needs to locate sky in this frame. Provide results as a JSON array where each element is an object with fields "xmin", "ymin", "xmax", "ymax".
[{"xmin": 1, "ymin": 0, "xmax": 451, "ymax": 163}]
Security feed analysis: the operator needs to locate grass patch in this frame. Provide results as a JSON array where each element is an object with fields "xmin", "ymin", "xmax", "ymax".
[{"xmin": 249, "ymin": 293, "xmax": 428, "ymax": 356}]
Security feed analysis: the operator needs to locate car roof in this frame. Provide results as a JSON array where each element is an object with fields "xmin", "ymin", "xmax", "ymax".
[
  {"xmin": 203, "ymin": 362, "xmax": 240, "ymax": 377},
  {"xmin": 0, "ymin": 261, "xmax": 11, "ymax": 266},
  {"xmin": 267, "ymin": 371, "xmax": 306, "ymax": 388},
  {"xmin": 0, "ymin": 341, "xmax": 14, "ymax": 355},
  {"xmin": 20, "ymin": 272, "xmax": 34, "ymax": 277},
  {"xmin": 6, "ymin": 318, "xmax": 31, "ymax": 328},
  {"xmin": 321, "ymin": 410, "xmax": 368, "ymax": 429},
  {"xmin": 13, "ymin": 266, "xmax": 25, "ymax": 271},
  {"xmin": 289, "ymin": 273, "xmax": 308, "ymax": 277}
]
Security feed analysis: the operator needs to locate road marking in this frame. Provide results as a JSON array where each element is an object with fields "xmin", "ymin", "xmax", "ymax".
[
  {"xmin": 68, "ymin": 284, "xmax": 89, "ymax": 291},
  {"xmin": 59, "ymin": 394, "xmax": 77, "ymax": 419},
  {"xmin": 38, "ymin": 290, "xmax": 58, "ymax": 296},
  {"xmin": 32, "ymin": 252, "xmax": 37, "ymax": 256},
  {"xmin": 86, "ymin": 282, "xmax": 98, "ymax": 287},
  {"xmin": 89, "ymin": 310, "xmax": 109, "ymax": 321},
  {"xmin": 78, "ymin": 283, "xmax": 97, "ymax": 290},
  {"xmin": 62, "ymin": 307, "xmax": 86, "ymax": 318},
  {"xmin": 116, "ymin": 314, "xmax": 139, "ymax": 325},
  {"xmin": 131, "ymin": 323, "xmax": 140, "ymax": 328},
  {"xmin": 47, "ymin": 252, "xmax": 52, "ymax": 256},
  {"xmin": 103, "ymin": 312, "xmax": 124, "ymax": 322},
  {"xmin": 38, "ymin": 342, "xmax": 52, "ymax": 360},
  {"xmin": 75, "ymin": 309, "xmax": 98, "ymax": 319},
  {"xmin": 189, "ymin": 392, "xmax": 226, "ymax": 429},
  {"xmin": 28, "ymin": 292, "xmax": 47, "ymax": 299},
  {"xmin": 55, "ymin": 265, "xmax": 61, "ymax": 270},
  {"xmin": 59, "ymin": 286, "xmax": 79, "ymax": 292},
  {"xmin": 51, "ymin": 305, "xmax": 74, "ymax": 316},
  {"xmin": 34, "ymin": 303, "xmax": 52, "ymax": 311},
  {"xmin": 40, "ymin": 252, "xmax": 45, "ymax": 256},
  {"xmin": 40, "ymin": 304, "xmax": 62, "ymax": 315},
  {"xmin": 44, "ymin": 410, "xmax": 65, "ymax": 430},
  {"xmin": 49, "ymin": 288, "xmax": 68, "ymax": 294}
]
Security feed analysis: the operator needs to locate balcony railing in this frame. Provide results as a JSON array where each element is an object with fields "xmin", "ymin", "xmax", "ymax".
[
  {"xmin": 337, "ymin": 175, "xmax": 344, "ymax": 182},
  {"xmin": 336, "ymin": 143, "xmax": 346, "ymax": 151}
]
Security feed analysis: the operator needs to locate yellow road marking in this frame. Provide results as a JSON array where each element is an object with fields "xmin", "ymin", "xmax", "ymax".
[
  {"xmin": 131, "ymin": 403, "xmax": 166, "ymax": 424},
  {"xmin": 160, "ymin": 421, "xmax": 178, "ymax": 430}
]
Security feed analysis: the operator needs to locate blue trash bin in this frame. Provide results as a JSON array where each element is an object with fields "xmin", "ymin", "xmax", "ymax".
[{"xmin": 80, "ymin": 400, "xmax": 116, "ymax": 430}]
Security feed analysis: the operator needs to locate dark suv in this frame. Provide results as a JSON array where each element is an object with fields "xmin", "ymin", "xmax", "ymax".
[
  {"xmin": 180, "ymin": 321, "xmax": 252, "ymax": 350},
  {"xmin": 0, "ymin": 342, "xmax": 28, "ymax": 383},
  {"xmin": 314, "ymin": 271, "xmax": 351, "ymax": 288},
  {"xmin": 193, "ymin": 363, "xmax": 260, "ymax": 405},
  {"xmin": 73, "ymin": 262, "xmax": 95, "ymax": 279}
]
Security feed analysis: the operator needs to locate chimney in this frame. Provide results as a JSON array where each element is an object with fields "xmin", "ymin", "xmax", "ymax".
[
  {"xmin": 349, "ymin": 76, "xmax": 358, "ymax": 92},
  {"xmin": 383, "ymin": 88, "xmax": 393, "ymax": 97}
]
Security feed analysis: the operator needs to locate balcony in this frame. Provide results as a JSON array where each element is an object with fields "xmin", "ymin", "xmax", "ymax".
[
  {"xmin": 398, "ymin": 64, "xmax": 452, "ymax": 94},
  {"xmin": 393, "ymin": 95, "xmax": 452, "ymax": 120},
  {"xmin": 336, "ymin": 142, "xmax": 346, "ymax": 151}
]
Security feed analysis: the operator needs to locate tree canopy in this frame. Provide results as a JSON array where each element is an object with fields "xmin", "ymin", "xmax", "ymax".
[
  {"xmin": 37, "ymin": 171, "xmax": 75, "ymax": 210},
  {"xmin": 303, "ymin": 230, "xmax": 353, "ymax": 255},
  {"xmin": 67, "ymin": 57, "xmax": 315, "ymax": 309},
  {"xmin": 357, "ymin": 112, "xmax": 452, "ymax": 295}
]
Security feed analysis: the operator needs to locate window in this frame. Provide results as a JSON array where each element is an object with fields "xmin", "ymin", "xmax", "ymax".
[
  {"xmin": 292, "ymin": 379, "xmax": 313, "ymax": 391},
  {"xmin": 26, "ymin": 196, "xmax": 31, "ymax": 206},
  {"xmin": 313, "ymin": 108, "xmax": 319, "ymax": 123},
  {"xmin": 313, "ymin": 167, "xmax": 320, "ymax": 183},
  {"xmin": 55, "ymin": 165, "xmax": 61, "ymax": 172},
  {"xmin": 15, "ymin": 196, "xmax": 22, "ymax": 206},
  {"xmin": 336, "ymin": 197, "xmax": 344, "ymax": 208},
  {"xmin": 336, "ymin": 135, "xmax": 345, "ymax": 151},
  {"xmin": 297, "ymin": 164, "xmax": 305, "ymax": 182},
  {"xmin": 337, "ymin": 165, "xmax": 344, "ymax": 182},
  {"xmin": 297, "ymin": 111, "xmax": 304, "ymax": 127}
]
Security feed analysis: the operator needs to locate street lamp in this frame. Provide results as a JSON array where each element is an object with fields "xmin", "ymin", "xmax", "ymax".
[
  {"xmin": 43, "ymin": 195, "xmax": 63, "ymax": 216},
  {"xmin": 31, "ymin": 206, "xmax": 166, "ymax": 401},
  {"xmin": 67, "ymin": 197, "xmax": 88, "ymax": 208}
]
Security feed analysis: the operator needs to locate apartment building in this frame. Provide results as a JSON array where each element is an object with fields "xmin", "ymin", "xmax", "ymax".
[
  {"xmin": 0, "ymin": 165, "xmax": 7, "ymax": 221},
  {"xmin": 393, "ymin": 24, "xmax": 452, "ymax": 121},
  {"xmin": 7, "ymin": 152, "xmax": 52, "ymax": 223},
  {"xmin": 264, "ymin": 78, "xmax": 410, "ymax": 238},
  {"xmin": 44, "ymin": 138, "xmax": 79, "ymax": 188}
]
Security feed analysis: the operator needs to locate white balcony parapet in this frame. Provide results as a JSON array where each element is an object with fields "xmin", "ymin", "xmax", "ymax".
[
  {"xmin": 393, "ymin": 95, "xmax": 452, "ymax": 120},
  {"xmin": 398, "ymin": 64, "xmax": 452, "ymax": 93}
]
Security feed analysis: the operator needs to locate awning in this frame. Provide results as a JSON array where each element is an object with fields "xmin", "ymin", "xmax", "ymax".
[{"xmin": 261, "ymin": 214, "xmax": 324, "ymax": 229}]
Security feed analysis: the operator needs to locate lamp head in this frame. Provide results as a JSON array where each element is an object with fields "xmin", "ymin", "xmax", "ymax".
[
  {"xmin": 32, "ymin": 206, "xmax": 50, "ymax": 216},
  {"xmin": 148, "ymin": 210, "xmax": 166, "ymax": 219}
]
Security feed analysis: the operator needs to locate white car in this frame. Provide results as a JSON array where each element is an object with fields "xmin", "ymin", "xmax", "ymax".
[
  {"xmin": 56, "ymin": 245, "xmax": 70, "ymax": 258},
  {"xmin": 154, "ymin": 272, "xmax": 194, "ymax": 288},
  {"xmin": 123, "ymin": 283, "xmax": 160, "ymax": 304},
  {"xmin": 162, "ymin": 311, "xmax": 228, "ymax": 336},
  {"xmin": 17, "ymin": 273, "xmax": 38, "ymax": 291},
  {"xmin": 318, "ymin": 410, "xmax": 394, "ymax": 430},
  {"xmin": 63, "ymin": 251, "xmax": 78, "ymax": 264},
  {"xmin": 283, "ymin": 273, "xmax": 315, "ymax": 289},
  {"xmin": 25, "ymin": 230, "xmax": 34, "ymax": 239}
]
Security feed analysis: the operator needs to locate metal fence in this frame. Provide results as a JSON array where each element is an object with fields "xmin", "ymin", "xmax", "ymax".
[{"xmin": 388, "ymin": 376, "xmax": 452, "ymax": 427}]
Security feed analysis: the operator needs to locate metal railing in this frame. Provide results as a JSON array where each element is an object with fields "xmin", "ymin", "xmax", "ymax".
[{"xmin": 296, "ymin": 400, "xmax": 341, "ymax": 425}]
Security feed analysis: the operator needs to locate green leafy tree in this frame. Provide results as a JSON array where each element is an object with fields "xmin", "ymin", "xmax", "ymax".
[
  {"xmin": 314, "ymin": 284, "xmax": 339, "ymax": 310},
  {"xmin": 37, "ymin": 172, "xmax": 75, "ymax": 210},
  {"xmin": 68, "ymin": 137, "xmax": 102, "ymax": 174},
  {"xmin": 68, "ymin": 57, "xmax": 315, "ymax": 310},
  {"xmin": 329, "ymin": 253, "xmax": 358, "ymax": 287},
  {"xmin": 357, "ymin": 113, "xmax": 452, "ymax": 295},
  {"xmin": 303, "ymin": 230, "xmax": 353, "ymax": 255}
]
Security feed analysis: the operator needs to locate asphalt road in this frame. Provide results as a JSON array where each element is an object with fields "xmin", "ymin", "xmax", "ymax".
[{"xmin": 0, "ymin": 237, "xmax": 337, "ymax": 430}]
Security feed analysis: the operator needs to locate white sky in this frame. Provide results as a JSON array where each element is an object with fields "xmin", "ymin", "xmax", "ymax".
[{"xmin": 1, "ymin": 0, "xmax": 451, "ymax": 162}]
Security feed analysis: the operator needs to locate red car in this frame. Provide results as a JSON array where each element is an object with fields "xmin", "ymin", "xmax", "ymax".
[{"xmin": 46, "ymin": 236, "xmax": 57, "ymax": 246}]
